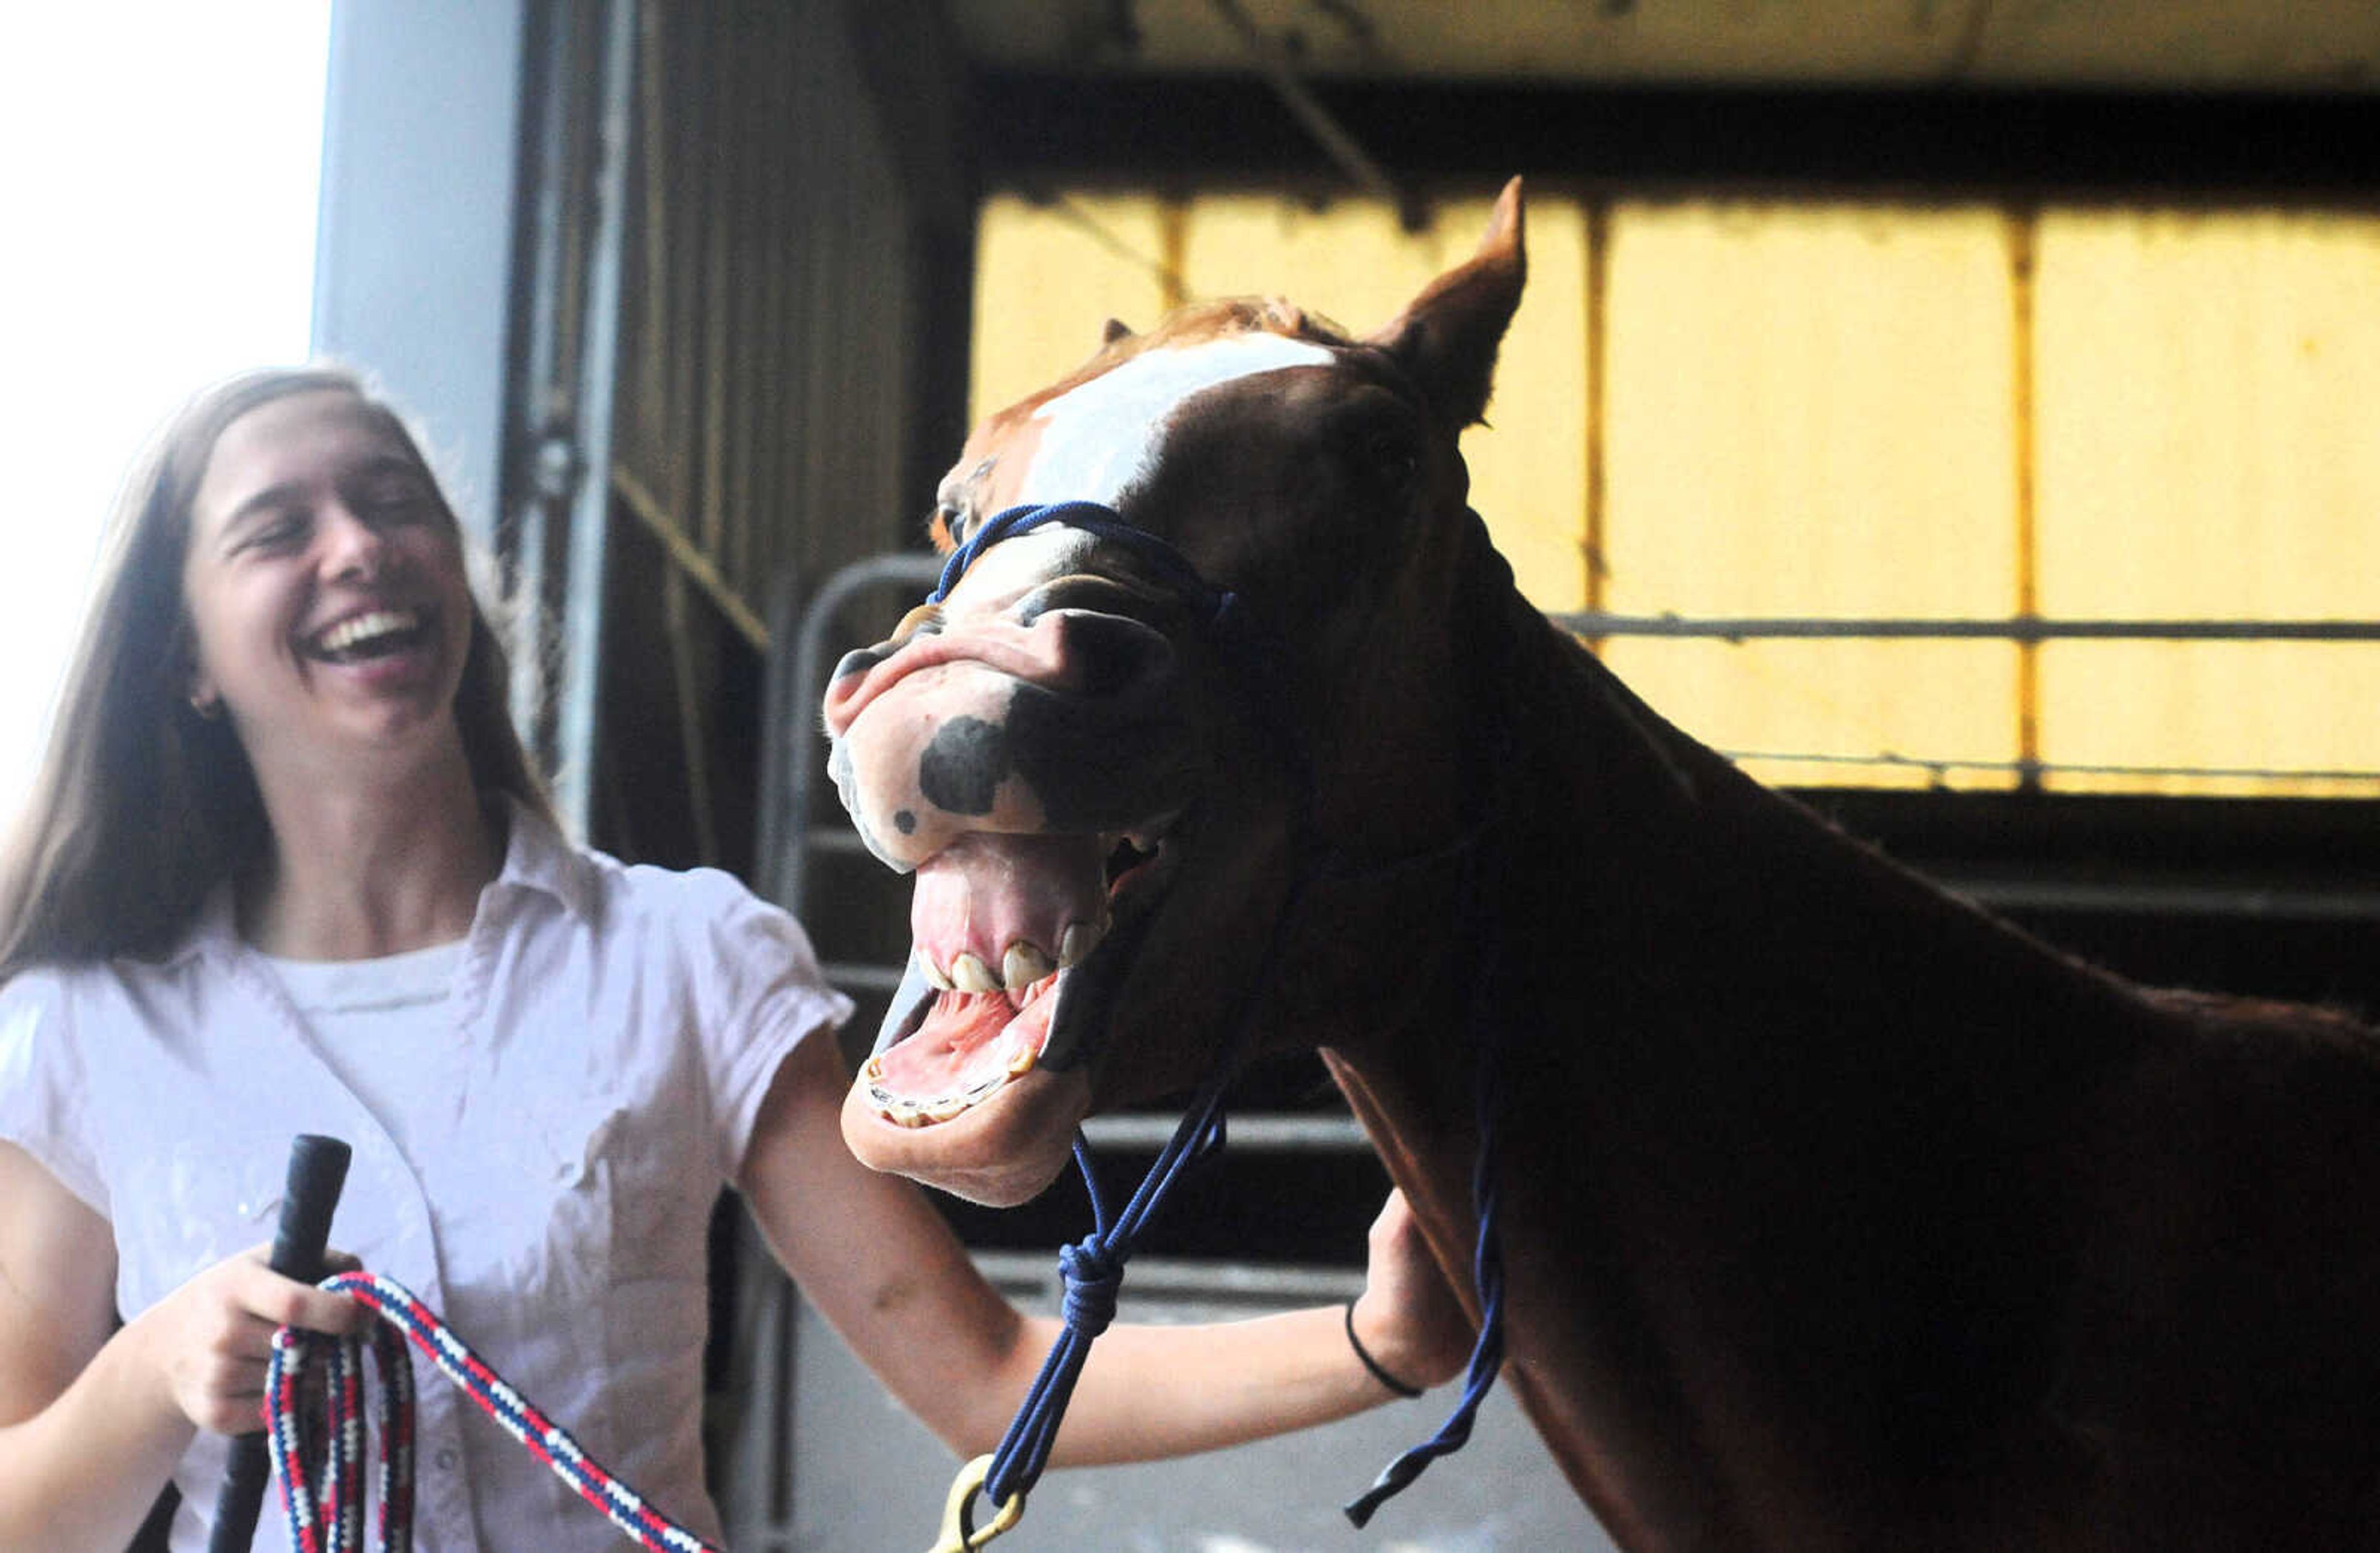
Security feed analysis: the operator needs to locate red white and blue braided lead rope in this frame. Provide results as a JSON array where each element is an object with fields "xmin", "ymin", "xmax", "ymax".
[{"xmin": 265, "ymin": 1270, "xmax": 723, "ymax": 1553}]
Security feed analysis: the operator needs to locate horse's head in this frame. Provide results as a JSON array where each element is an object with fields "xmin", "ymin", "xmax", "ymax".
[{"xmin": 824, "ymin": 181, "xmax": 1528, "ymax": 1204}]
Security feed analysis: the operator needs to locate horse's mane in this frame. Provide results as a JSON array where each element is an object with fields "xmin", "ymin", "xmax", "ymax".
[
  {"xmin": 1039, "ymin": 297, "xmax": 1355, "ymax": 400},
  {"xmin": 1140, "ymin": 296, "xmax": 1352, "ymax": 349}
]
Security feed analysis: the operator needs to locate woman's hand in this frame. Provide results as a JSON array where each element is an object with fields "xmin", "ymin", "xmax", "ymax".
[
  {"xmin": 120, "ymin": 1244, "xmax": 368, "ymax": 1435},
  {"xmin": 0, "ymin": 1146, "xmax": 373, "ymax": 1549},
  {"xmin": 1349, "ymin": 1189, "xmax": 1473, "ymax": 1396}
]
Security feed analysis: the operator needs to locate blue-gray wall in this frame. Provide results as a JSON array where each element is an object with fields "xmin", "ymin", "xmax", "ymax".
[{"xmin": 311, "ymin": 0, "xmax": 526, "ymax": 543}]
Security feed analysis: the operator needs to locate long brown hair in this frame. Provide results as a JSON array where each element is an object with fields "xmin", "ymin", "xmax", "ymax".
[{"xmin": 0, "ymin": 366, "xmax": 553, "ymax": 977}]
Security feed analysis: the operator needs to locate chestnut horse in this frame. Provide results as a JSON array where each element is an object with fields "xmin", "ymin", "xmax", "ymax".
[{"xmin": 821, "ymin": 180, "xmax": 2380, "ymax": 1548}]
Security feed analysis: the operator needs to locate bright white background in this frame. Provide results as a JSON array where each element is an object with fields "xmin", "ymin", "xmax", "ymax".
[{"xmin": 0, "ymin": 2, "xmax": 332, "ymax": 818}]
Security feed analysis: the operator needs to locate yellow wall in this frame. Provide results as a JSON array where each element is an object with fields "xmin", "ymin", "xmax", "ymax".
[
  {"xmin": 1599, "ymin": 200, "xmax": 2021, "ymax": 790},
  {"xmin": 2034, "ymin": 208, "xmax": 2380, "ymax": 796},
  {"xmin": 971, "ymin": 188, "xmax": 2380, "ymax": 798}
]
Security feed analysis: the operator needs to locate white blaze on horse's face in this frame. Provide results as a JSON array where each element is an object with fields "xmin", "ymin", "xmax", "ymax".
[{"xmin": 1010, "ymin": 332, "xmax": 1337, "ymax": 508}]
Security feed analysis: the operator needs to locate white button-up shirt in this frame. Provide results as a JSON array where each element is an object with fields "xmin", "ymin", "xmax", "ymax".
[{"xmin": 0, "ymin": 801, "xmax": 851, "ymax": 1550}]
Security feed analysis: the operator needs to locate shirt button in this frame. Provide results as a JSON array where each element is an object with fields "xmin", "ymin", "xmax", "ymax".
[{"xmin": 434, "ymin": 1447, "xmax": 459, "ymax": 1471}]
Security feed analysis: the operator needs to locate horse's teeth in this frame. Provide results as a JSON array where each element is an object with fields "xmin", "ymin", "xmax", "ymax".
[
  {"xmin": 925, "ymin": 1095, "xmax": 971, "ymax": 1122},
  {"xmin": 1006, "ymin": 1043, "xmax": 1038, "ymax": 1078},
  {"xmin": 863, "ymin": 1055, "xmax": 884, "ymax": 1080},
  {"xmin": 1003, "ymin": 941, "xmax": 1052, "ymax": 988},
  {"xmin": 1059, "ymin": 920, "xmax": 1105, "ymax": 967},
  {"xmin": 920, "ymin": 954, "xmax": 953, "ymax": 991},
  {"xmin": 950, "ymin": 952, "xmax": 998, "ymax": 993}
]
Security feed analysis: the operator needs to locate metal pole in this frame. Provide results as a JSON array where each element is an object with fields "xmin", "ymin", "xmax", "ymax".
[
  {"xmin": 550, "ymin": 0, "xmax": 638, "ymax": 838},
  {"xmin": 504, "ymin": 0, "xmax": 578, "ymax": 756},
  {"xmin": 1556, "ymin": 612, "xmax": 2380, "ymax": 642}
]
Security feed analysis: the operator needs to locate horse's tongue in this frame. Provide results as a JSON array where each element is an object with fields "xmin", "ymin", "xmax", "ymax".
[{"xmin": 875, "ymin": 982, "xmax": 1056, "ymax": 1109}]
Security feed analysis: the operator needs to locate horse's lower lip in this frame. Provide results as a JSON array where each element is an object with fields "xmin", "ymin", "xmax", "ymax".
[{"xmin": 841, "ymin": 1061, "xmax": 1090, "ymax": 1208}]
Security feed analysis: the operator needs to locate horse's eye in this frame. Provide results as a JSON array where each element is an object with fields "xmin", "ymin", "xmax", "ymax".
[
  {"xmin": 1366, "ymin": 433, "xmax": 1421, "ymax": 495},
  {"xmin": 932, "ymin": 503, "xmax": 969, "ymax": 546}
]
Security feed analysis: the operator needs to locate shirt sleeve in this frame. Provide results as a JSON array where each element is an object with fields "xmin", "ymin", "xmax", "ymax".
[
  {"xmin": 0, "ymin": 969, "xmax": 110, "ymax": 1218},
  {"xmin": 679, "ymin": 873, "xmax": 855, "ymax": 1182}
]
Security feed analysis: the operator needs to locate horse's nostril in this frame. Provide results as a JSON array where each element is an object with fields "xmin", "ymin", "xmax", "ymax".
[
  {"xmin": 821, "ymin": 645, "xmax": 893, "ymax": 733},
  {"xmin": 1057, "ymin": 613, "xmax": 1176, "ymax": 698},
  {"xmin": 831, "ymin": 645, "xmax": 888, "ymax": 685}
]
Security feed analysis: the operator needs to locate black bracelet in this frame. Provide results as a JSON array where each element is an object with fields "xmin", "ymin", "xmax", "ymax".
[{"xmin": 1344, "ymin": 1298, "xmax": 1424, "ymax": 1398}]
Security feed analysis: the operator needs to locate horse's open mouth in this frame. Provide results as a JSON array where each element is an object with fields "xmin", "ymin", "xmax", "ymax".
[{"xmin": 862, "ymin": 827, "xmax": 1171, "ymax": 1128}]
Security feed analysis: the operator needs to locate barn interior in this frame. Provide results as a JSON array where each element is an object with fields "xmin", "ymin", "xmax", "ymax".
[{"xmin": 286, "ymin": 2, "xmax": 2380, "ymax": 1546}]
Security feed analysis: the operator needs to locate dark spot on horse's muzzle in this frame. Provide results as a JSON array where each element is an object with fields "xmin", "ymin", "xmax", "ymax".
[{"xmin": 919, "ymin": 715, "xmax": 1012, "ymax": 816}]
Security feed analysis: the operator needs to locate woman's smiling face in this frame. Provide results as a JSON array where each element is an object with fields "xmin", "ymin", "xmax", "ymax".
[{"xmin": 181, "ymin": 388, "xmax": 476, "ymax": 776}]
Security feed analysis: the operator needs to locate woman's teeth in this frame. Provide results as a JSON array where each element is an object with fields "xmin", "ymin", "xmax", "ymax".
[{"xmin": 314, "ymin": 609, "xmax": 421, "ymax": 657}]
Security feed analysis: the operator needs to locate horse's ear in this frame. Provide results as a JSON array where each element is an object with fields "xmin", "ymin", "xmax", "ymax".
[
  {"xmin": 1101, "ymin": 317, "xmax": 1136, "ymax": 346},
  {"xmin": 1367, "ymin": 177, "xmax": 1526, "ymax": 428}
]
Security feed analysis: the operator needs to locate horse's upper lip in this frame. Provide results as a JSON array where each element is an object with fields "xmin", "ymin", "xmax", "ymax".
[
  {"xmin": 824, "ymin": 614, "xmax": 1092, "ymax": 736},
  {"xmin": 824, "ymin": 599, "xmax": 1178, "ymax": 744}
]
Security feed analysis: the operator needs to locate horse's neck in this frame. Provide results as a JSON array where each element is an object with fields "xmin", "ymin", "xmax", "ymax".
[
  {"xmin": 1515, "ymin": 601, "xmax": 2143, "ymax": 1042},
  {"xmin": 1327, "ymin": 575, "xmax": 2158, "ymax": 1251},
  {"xmin": 1323, "ymin": 584, "xmax": 2164, "ymax": 1537}
]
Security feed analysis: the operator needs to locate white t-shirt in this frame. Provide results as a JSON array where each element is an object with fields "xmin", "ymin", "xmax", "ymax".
[
  {"xmin": 0, "ymin": 800, "xmax": 852, "ymax": 1551},
  {"xmin": 262, "ymin": 939, "xmax": 465, "ymax": 1161}
]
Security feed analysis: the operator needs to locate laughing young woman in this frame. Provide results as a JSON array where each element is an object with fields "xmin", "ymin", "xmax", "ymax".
[{"xmin": 0, "ymin": 367, "xmax": 1466, "ymax": 1551}]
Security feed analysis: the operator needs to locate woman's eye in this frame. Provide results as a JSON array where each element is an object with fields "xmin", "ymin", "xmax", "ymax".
[
  {"xmin": 247, "ymin": 516, "xmax": 306, "ymax": 550},
  {"xmin": 358, "ymin": 483, "xmax": 433, "ymax": 520}
]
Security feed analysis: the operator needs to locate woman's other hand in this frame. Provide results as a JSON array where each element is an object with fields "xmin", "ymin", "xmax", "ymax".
[{"xmin": 1349, "ymin": 1189, "xmax": 1472, "ymax": 1395}]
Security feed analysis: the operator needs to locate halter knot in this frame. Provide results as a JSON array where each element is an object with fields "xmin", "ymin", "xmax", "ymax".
[{"xmin": 1056, "ymin": 1236, "xmax": 1122, "ymax": 1337}]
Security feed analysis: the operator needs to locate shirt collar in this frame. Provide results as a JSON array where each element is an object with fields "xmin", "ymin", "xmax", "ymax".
[
  {"xmin": 491, "ymin": 794, "xmax": 597, "ymax": 920},
  {"xmin": 167, "ymin": 793, "xmax": 591, "ymax": 967}
]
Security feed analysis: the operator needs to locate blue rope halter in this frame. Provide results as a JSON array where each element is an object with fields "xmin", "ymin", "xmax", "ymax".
[
  {"xmin": 927, "ymin": 501, "xmax": 1509, "ymax": 1536},
  {"xmin": 1342, "ymin": 817, "xmax": 1510, "ymax": 1528},
  {"xmin": 927, "ymin": 499, "xmax": 1237, "ymax": 620}
]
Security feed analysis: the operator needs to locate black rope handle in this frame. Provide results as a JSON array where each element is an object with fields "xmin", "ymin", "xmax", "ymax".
[{"xmin": 208, "ymin": 1133, "xmax": 351, "ymax": 1553}]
